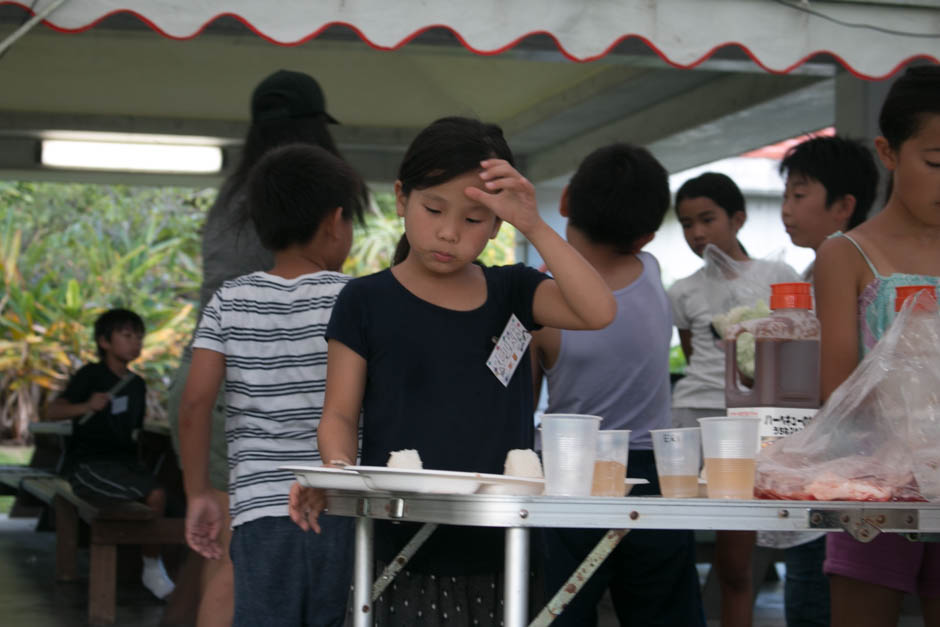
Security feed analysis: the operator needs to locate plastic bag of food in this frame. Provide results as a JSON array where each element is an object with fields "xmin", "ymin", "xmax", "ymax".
[
  {"xmin": 756, "ymin": 290, "xmax": 940, "ymax": 502},
  {"xmin": 701, "ymin": 245, "xmax": 799, "ymax": 377}
]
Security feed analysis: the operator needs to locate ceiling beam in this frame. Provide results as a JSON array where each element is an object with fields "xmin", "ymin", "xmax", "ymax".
[{"xmin": 524, "ymin": 73, "xmax": 825, "ymax": 181}]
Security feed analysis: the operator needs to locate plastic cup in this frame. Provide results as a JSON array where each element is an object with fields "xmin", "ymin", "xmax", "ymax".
[
  {"xmin": 592, "ymin": 430, "xmax": 630, "ymax": 496},
  {"xmin": 698, "ymin": 416, "xmax": 761, "ymax": 499},
  {"xmin": 541, "ymin": 414, "xmax": 602, "ymax": 496},
  {"xmin": 650, "ymin": 427, "xmax": 701, "ymax": 498}
]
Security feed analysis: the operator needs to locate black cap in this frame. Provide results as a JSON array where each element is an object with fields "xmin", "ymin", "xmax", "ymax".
[{"xmin": 250, "ymin": 70, "xmax": 338, "ymax": 124}]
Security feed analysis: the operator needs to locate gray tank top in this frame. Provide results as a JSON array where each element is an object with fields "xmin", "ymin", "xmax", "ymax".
[{"xmin": 544, "ymin": 252, "xmax": 673, "ymax": 450}]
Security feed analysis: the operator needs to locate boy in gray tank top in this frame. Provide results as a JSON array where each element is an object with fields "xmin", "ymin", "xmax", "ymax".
[{"xmin": 531, "ymin": 144, "xmax": 705, "ymax": 626}]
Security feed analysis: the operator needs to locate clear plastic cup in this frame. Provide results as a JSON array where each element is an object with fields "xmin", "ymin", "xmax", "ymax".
[
  {"xmin": 650, "ymin": 427, "xmax": 701, "ymax": 498},
  {"xmin": 592, "ymin": 430, "xmax": 630, "ymax": 496},
  {"xmin": 541, "ymin": 414, "xmax": 602, "ymax": 496},
  {"xmin": 698, "ymin": 416, "xmax": 761, "ymax": 499}
]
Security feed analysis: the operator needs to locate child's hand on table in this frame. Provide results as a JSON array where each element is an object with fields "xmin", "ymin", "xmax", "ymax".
[{"xmin": 289, "ymin": 482, "xmax": 328, "ymax": 533}]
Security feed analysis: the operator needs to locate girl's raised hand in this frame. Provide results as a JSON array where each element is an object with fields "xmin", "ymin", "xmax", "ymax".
[{"xmin": 465, "ymin": 160, "xmax": 541, "ymax": 236}]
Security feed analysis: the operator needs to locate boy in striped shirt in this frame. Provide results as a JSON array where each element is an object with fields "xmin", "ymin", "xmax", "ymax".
[{"xmin": 179, "ymin": 143, "xmax": 366, "ymax": 627}]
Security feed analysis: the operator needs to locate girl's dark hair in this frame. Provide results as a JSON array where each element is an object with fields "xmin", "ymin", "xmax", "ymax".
[
  {"xmin": 674, "ymin": 172, "xmax": 746, "ymax": 218},
  {"xmin": 245, "ymin": 144, "xmax": 366, "ymax": 252},
  {"xmin": 233, "ymin": 116, "xmax": 341, "ymax": 184},
  {"xmin": 218, "ymin": 114, "xmax": 344, "ymax": 242},
  {"xmin": 94, "ymin": 308, "xmax": 144, "ymax": 359},
  {"xmin": 393, "ymin": 117, "xmax": 514, "ymax": 263},
  {"xmin": 398, "ymin": 117, "xmax": 513, "ymax": 194},
  {"xmin": 879, "ymin": 65, "xmax": 940, "ymax": 150}
]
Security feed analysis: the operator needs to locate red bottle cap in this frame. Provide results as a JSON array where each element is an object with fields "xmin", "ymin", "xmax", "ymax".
[
  {"xmin": 895, "ymin": 285, "xmax": 937, "ymax": 313},
  {"xmin": 770, "ymin": 282, "xmax": 813, "ymax": 310}
]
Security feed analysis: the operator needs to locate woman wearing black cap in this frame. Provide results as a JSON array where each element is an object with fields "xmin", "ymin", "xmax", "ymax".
[{"xmin": 167, "ymin": 69, "xmax": 344, "ymax": 627}]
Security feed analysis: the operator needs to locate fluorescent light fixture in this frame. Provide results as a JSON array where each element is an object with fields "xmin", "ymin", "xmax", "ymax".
[{"xmin": 41, "ymin": 139, "xmax": 223, "ymax": 174}]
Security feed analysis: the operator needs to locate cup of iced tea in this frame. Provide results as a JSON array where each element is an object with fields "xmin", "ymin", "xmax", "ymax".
[
  {"xmin": 591, "ymin": 430, "xmax": 630, "ymax": 496},
  {"xmin": 650, "ymin": 427, "xmax": 701, "ymax": 498},
  {"xmin": 698, "ymin": 416, "xmax": 761, "ymax": 499},
  {"xmin": 541, "ymin": 414, "xmax": 602, "ymax": 496}
]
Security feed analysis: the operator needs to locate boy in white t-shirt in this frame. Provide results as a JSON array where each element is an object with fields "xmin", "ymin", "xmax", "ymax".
[{"xmin": 668, "ymin": 172, "xmax": 797, "ymax": 627}]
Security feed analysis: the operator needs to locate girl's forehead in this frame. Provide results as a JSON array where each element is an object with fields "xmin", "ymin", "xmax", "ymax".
[{"xmin": 412, "ymin": 172, "xmax": 489, "ymax": 207}]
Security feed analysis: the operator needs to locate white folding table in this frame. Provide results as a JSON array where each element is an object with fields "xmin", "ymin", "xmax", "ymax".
[{"xmin": 324, "ymin": 491, "xmax": 940, "ymax": 627}]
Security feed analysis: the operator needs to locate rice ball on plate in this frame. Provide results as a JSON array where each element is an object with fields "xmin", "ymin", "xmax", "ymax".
[
  {"xmin": 504, "ymin": 449, "xmax": 543, "ymax": 478},
  {"xmin": 387, "ymin": 449, "xmax": 423, "ymax": 470}
]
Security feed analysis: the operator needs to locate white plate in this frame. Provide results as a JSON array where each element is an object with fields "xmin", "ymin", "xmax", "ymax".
[
  {"xmin": 281, "ymin": 465, "xmax": 370, "ymax": 491},
  {"xmin": 474, "ymin": 474, "xmax": 545, "ymax": 495},
  {"xmin": 347, "ymin": 466, "xmax": 485, "ymax": 494}
]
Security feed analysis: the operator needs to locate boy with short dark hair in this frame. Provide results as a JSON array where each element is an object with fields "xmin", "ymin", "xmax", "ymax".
[
  {"xmin": 178, "ymin": 143, "xmax": 366, "ymax": 626},
  {"xmin": 776, "ymin": 135, "xmax": 878, "ymax": 627},
  {"xmin": 531, "ymin": 143, "xmax": 705, "ymax": 626},
  {"xmin": 45, "ymin": 307, "xmax": 175, "ymax": 599},
  {"xmin": 781, "ymin": 135, "xmax": 879, "ymax": 273}
]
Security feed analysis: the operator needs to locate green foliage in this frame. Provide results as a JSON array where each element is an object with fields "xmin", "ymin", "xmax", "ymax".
[
  {"xmin": 669, "ymin": 343, "xmax": 687, "ymax": 375},
  {"xmin": 0, "ymin": 181, "xmax": 207, "ymax": 440},
  {"xmin": 0, "ymin": 183, "xmax": 518, "ymax": 442}
]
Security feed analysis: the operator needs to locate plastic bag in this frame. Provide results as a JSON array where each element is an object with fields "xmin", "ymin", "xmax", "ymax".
[
  {"xmin": 701, "ymin": 245, "xmax": 799, "ymax": 377},
  {"xmin": 756, "ymin": 290, "xmax": 940, "ymax": 502}
]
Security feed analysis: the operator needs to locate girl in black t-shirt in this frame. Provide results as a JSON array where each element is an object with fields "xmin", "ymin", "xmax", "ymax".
[{"xmin": 290, "ymin": 117, "xmax": 617, "ymax": 625}]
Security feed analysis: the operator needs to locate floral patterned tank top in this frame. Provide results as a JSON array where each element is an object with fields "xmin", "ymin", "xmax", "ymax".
[{"xmin": 834, "ymin": 232, "xmax": 939, "ymax": 356}]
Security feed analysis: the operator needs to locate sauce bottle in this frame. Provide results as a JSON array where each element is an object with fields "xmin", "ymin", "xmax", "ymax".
[
  {"xmin": 725, "ymin": 282, "xmax": 820, "ymax": 447},
  {"xmin": 895, "ymin": 285, "xmax": 937, "ymax": 314}
]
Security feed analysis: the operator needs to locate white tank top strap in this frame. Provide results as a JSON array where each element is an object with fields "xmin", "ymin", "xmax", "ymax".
[{"xmin": 831, "ymin": 231, "xmax": 883, "ymax": 279}]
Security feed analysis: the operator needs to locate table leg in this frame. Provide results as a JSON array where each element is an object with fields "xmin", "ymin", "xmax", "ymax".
[
  {"xmin": 373, "ymin": 522, "xmax": 438, "ymax": 601},
  {"xmin": 530, "ymin": 528, "xmax": 629, "ymax": 627},
  {"xmin": 504, "ymin": 527, "xmax": 530, "ymax": 627},
  {"xmin": 352, "ymin": 517, "xmax": 374, "ymax": 627}
]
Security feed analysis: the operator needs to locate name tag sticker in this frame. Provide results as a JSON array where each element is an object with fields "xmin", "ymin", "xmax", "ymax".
[
  {"xmin": 486, "ymin": 314, "xmax": 532, "ymax": 387},
  {"xmin": 111, "ymin": 395, "xmax": 128, "ymax": 415}
]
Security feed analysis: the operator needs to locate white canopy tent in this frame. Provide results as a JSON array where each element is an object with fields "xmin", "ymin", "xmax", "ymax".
[
  {"xmin": 6, "ymin": 0, "xmax": 938, "ymax": 76},
  {"xmin": 0, "ymin": 0, "xmax": 938, "ymax": 187}
]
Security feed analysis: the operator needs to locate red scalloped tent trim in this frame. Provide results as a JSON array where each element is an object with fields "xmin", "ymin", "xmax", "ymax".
[{"xmin": 3, "ymin": 2, "xmax": 936, "ymax": 80}]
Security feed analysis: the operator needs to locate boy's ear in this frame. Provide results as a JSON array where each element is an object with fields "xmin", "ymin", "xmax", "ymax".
[
  {"xmin": 559, "ymin": 185, "xmax": 570, "ymax": 218},
  {"xmin": 730, "ymin": 210, "xmax": 747, "ymax": 232},
  {"xmin": 394, "ymin": 180, "xmax": 407, "ymax": 218},
  {"xmin": 830, "ymin": 194, "xmax": 856, "ymax": 228},
  {"xmin": 874, "ymin": 136, "xmax": 897, "ymax": 171},
  {"xmin": 328, "ymin": 206, "xmax": 345, "ymax": 237}
]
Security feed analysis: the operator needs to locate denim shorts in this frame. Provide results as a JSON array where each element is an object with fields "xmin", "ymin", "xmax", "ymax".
[{"xmin": 230, "ymin": 514, "xmax": 353, "ymax": 627}]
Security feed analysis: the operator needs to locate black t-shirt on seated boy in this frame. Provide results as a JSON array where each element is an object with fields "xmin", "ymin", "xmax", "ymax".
[{"xmin": 60, "ymin": 362, "xmax": 146, "ymax": 473}]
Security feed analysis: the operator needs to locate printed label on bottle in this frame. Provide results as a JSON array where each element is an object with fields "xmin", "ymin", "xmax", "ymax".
[{"xmin": 727, "ymin": 406, "xmax": 817, "ymax": 447}]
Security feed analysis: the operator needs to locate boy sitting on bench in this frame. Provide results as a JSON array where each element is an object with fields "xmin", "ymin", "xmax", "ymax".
[{"xmin": 45, "ymin": 308, "xmax": 175, "ymax": 600}]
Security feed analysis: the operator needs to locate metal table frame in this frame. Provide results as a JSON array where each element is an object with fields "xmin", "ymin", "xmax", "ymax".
[{"xmin": 326, "ymin": 492, "xmax": 940, "ymax": 627}]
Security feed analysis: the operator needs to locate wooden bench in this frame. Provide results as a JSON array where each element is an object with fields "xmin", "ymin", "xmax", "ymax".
[{"xmin": 19, "ymin": 475, "xmax": 186, "ymax": 625}]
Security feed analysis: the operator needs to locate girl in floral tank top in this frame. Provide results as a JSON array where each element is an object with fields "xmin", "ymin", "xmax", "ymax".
[{"xmin": 814, "ymin": 66, "xmax": 940, "ymax": 627}]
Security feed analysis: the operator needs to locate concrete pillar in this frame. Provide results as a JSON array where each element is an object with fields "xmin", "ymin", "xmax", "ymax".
[{"xmin": 834, "ymin": 71, "xmax": 893, "ymax": 211}]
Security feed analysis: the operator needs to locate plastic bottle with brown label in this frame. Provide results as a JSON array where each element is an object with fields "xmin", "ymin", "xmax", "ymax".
[{"xmin": 724, "ymin": 282, "xmax": 821, "ymax": 446}]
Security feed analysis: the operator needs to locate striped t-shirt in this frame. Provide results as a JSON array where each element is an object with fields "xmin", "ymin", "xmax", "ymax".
[{"xmin": 194, "ymin": 270, "xmax": 349, "ymax": 527}]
